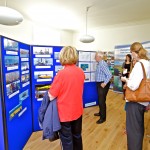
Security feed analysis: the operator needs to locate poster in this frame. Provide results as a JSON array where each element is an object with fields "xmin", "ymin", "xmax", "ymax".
[
  {"xmin": 113, "ymin": 42, "xmax": 150, "ymax": 92},
  {"xmin": 79, "ymin": 51, "xmax": 91, "ymax": 61},
  {"xmin": 114, "ymin": 45, "xmax": 130, "ymax": 92}
]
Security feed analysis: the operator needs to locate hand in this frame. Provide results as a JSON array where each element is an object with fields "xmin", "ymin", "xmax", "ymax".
[
  {"xmin": 101, "ymin": 83, "xmax": 106, "ymax": 88},
  {"xmin": 121, "ymin": 77, "xmax": 126, "ymax": 82},
  {"xmin": 123, "ymin": 69, "xmax": 127, "ymax": 74},
  {"xmin": 48, "ymin": 92, "xmax": 51, "ymax": 101},
  {"xmin": 147, "ymin": 104, "xmax": 150, "ymax": 110},
  {"xmin": 123, "ymin": 84, "xmax": 127, "ymax": 89},
  {"xmin": 48, "ymin": 92, "xmax": 56, "ymax": 101}
]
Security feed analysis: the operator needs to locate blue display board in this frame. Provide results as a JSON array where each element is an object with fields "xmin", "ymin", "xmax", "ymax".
[
  {"xmin": 0, "ymin": 40, "xmax": 5, "ymax": 149},
  {"xmin": 31, "ymin": 45, "xmax": 62, "ymax": 131},
  {"xmin": 79, "ymin": 49, "xmax": 114, "ymax": 107},
  {"xmin": 0, "ymin": 97, "xmax": 5, "ymax": 150},
  {"xmin": 1, "ymin": 36, "xmax": 33, "ymax": 150},
  {"xmin": 0, "ymin": 71, "xmax": 5, "ymax": 150},
  {"xmin": 78, "ymin": 51, "xmax": 98, "ymax": 107},
  {"xmin": 83, "ymin": 82, "xmax": 98, "ymax": 107}
]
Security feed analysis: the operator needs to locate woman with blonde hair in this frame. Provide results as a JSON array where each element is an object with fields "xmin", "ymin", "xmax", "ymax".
[
  {"xmin": 121, "ymin": 42, "xmax": 150, "ymax": 150},
  {"xmin": 48, "ymin": 46, "xmax": 85, "ymax": 150}
]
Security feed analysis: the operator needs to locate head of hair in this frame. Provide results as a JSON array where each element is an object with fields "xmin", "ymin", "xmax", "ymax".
[
  {"xmin": 95, "ymin": 51, "xmax": 104, "ymax": 58},
  {"xmin": 125, "ymin": 54, "xmax": 132, "ymax": 62},
  {"xmin": 59, "ymin": 46, "xmax": 78, "ymax": 65},
  {"xmin": 130, "ymin": 42, "xmax": 149, "ymax": 60}
]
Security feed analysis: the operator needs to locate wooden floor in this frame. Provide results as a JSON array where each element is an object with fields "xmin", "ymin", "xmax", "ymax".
[{"xmin": 23, "ymin": 91, "xmax": 150, "ymax": 150}]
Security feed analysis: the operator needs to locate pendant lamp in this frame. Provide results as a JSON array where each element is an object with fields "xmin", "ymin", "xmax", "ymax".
[
  {"xmin": 80, "ymin": 7, "xmax": 95, "ymax": 43},
  {"xmin": 0, "ymin": 0, "xmax": 23, "ymax": 25}
]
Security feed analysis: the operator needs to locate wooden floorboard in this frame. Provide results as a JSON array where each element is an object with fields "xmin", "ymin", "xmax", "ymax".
[{"xmin": 23, "ymin": 90, "xmax": 150, "ymax": 150}]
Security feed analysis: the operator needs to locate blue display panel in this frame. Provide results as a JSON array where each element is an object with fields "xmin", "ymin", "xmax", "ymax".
[
  {"xmin": 31, "ymin": 45, "xmax": 62, "ymax": 131},
  {"xmin": 0, "ymin": 36, "xmax": 5, "ymax": 150},
  {"xmin": 1, "ymin": 36, "xmax": 33, "ymax": 150},
  {"xmin": 0, "ymin": 85, "xmax": 5, "ymax": 150},
  {"xmin": 83, "ymin": 82, "xmax": 98, "ymax": 107},
  {"xmin": 78, "ymin": 50, "xmax": 98, "ymax": 107}
]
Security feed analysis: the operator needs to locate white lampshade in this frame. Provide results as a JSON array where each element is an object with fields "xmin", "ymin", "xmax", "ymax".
[
  {"xmin": 80, "ymin": 35, "xmax": 95, "ymax": 43},
  {"xmin": 0, "ymin": 6, "xmax": 23, "ymax": 25},
  {"xmin": 80, "ymin": 7, "xmax": 95, "ymax": 43}
]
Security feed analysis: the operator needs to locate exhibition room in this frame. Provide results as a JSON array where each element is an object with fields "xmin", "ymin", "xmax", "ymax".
[{"xmin": 0, "ymin": 0, "xmax": 150, "ymax": 150}]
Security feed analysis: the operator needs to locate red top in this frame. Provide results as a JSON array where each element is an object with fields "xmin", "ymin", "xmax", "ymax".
[{"xmin": 49, "ymin": 64, "xmax": 85, "ymax": 122}]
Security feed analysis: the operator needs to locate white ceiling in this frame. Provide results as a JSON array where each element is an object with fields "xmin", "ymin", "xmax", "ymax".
[{"xmin": 0, "ymin": 0, "xmax": 150, "ymax": 31}]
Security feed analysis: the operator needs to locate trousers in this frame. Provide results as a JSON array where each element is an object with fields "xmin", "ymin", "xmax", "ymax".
[
  {"xmin": 96, "ymin": 81, "xmax": 110, "ymax": 120},
  {"xmin": 59, "ymin": 115, "xmax": 83, "ymax": 150},
  {"xmin": 126, "ymin": 102, "xmax": 145, "ymax": 150}
]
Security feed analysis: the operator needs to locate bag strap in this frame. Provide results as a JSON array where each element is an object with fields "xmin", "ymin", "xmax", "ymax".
[{"xmin": 139, "ymin": 62, "xmax": 146, "ymax": 79}]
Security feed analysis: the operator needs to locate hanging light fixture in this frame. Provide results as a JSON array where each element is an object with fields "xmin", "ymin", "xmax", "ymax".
[
  {"xmin": 80, "ymin": 7, "xmax": 95, "ymax": 43},
  {"xmin": 0, "ymin": 0, "xmax": 23, "ymax": 26}
]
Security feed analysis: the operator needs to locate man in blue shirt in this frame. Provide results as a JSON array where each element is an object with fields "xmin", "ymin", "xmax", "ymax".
[{"xmin": 94, "ymin": 51, "xmax": 112, "ymax": 124}]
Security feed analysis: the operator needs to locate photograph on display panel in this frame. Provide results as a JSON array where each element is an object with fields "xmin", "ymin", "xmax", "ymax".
[
  {"xmin": 55, "ymin": 65, "xmax": 63, "ymax": 73},
  {"xmin": 21, "ymin": 74, "xmax": 30, "ymax": 83},
  {"xmin": 79, "ymin": 51, "xmax": 91, "ymax": 61},
  {"xmin": 21, "ymin": 62, "xmax": 29, "ymax": 71},
  {"xmin": 5, "ymin": 56, "xmax": 19, "ymax": 71},
  {"xmin": 19, "ymin": 90, "xmax": 29, "ymax": 102},
  {"xmin": 6, "ymin": 80, "xmax": 20, "ymax": 97},
  {"xmin": 91, "ymin": 72, "xmax": 95, "ymax": 82},
  {"xmin": 34, "ymin": 58, "xmax": 53, "ymax": 68},
  {"xmin": 84, "ymin": 73, "xmax": 90, "ymax": 82},
  {"xmin": 20, "ymin": 49, "xmax": 29, "ymax": 58},
  {"xmin": 79, "ymin": 62, "xmax": 90, "ymax": 72},
  {"xmin": 90, "ymin": 62, "xmax": 97, "ymax": 72},
  {"xmin": 54, "ymin": 52, "xmax": 60, "ymax": 63},
  {"xmin": 90, "ymin": 52, "xmax": 96, "ymax": 62},
  {"xmin": 4, "ymin": 38, "xmax": 18, "ymax": 51},
  {"xmin": 6, "ymin": 71, "xmax": 20, "ymax": 84},
  {"xmin": 35, "ymin": 84, "xmax": 51, "ymax": 101},
  {"xmin": 34, "ymin": 71, "xmax": 53, "ymax": 79},
  {"xmin": 33, "ymin": 47, "xmax": 53, "ymax": 55},
  {"xmin": 54, "ymin": 52, "xmax": 60, "ymax": 59}
]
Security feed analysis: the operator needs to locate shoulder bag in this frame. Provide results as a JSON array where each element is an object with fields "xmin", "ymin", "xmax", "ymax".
[{"xmin": 125, "ymin": 62, "xmax": 150, "ymax": 102}]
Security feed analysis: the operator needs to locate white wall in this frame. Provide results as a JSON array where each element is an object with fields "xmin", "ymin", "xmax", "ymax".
[
  {"xmin": 0, "ymin": 19, "xmax": 73, "ymax": 46},
  {"xmin": 73, "ymin": 23, "xmax": 150, "ymax": 51},
  {"xmin": 1, "ymin": 19, "xmax": 150, "ymax": 50},
  {"xmin": 0, "ymin": 19, "xmax": 32, "ymax": 44},
  {"xmin": 60, "ymin": 30, "xmax": 73, "ymax": 46},
  {"xmin": 31, "ymin": 23, "xmax": 73, "ymax": 46}
]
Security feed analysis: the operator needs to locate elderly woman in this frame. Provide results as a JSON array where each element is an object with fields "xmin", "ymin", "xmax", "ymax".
[
  {"xmin": 48, "ymin": 46, "xmax": 85, "ymax": 150},
  {"xmin": 121, "ymin": 42, "xmax": 150, "ymax": 150}
]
